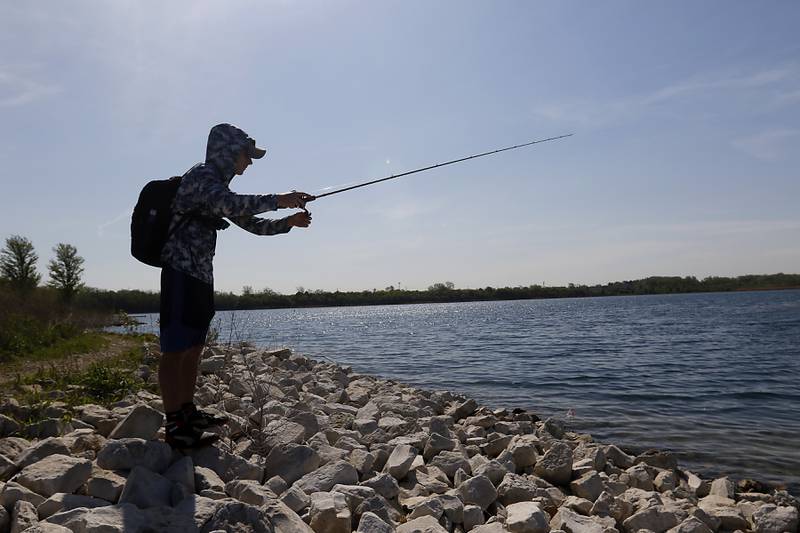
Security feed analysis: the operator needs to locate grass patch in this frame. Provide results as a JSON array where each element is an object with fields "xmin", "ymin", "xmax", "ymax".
[
  {"xmin": 3, "ymin": 333, "xmax": 161, "ymax": 427},
  {"xmin": 25, "ymin": 331, "xmax": 111, "ymax": 361}
]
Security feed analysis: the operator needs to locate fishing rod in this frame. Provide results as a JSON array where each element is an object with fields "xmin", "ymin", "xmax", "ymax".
[{"xmin": 310, "ymin": 133, "xmax": 573, "ymax": 200}]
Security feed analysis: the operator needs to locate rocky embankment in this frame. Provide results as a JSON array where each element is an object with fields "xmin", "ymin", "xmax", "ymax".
[{"xmin": 0, "ymin": 343, "xmax": 797, "ymax": 533}]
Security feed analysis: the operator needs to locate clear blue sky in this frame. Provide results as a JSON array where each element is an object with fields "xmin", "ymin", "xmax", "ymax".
[{"xmin": 1, "ymin": 1, "xmax": 798, "ymax": 294}]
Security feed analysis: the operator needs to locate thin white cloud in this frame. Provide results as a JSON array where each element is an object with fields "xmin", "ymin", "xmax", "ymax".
[
  {"xmin": 0, "ymin": 68, "xmax": 59, "ymax": 107},
  {"xmin": 731, "ymin": 129, "xmax": 800, "ymax": 161},
  {"xmin": 97, "ymin": 209, "xmax": 132, "ymax": 237},
  {"xmin": 532, "ymin": 64, "xmax": 800, "ymax": 128}
]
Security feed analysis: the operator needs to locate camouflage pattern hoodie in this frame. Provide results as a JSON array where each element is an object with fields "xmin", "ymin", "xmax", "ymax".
[{"xmin": 161, "ymin": 123, "xmax": 291, "ymax": 285}]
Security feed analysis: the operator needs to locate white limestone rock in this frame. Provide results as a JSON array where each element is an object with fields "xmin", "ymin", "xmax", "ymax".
[
  {"xmin": 280, "ymin": 485, "xmax": 310, "ymax": 513},
  {"xmin": 569, "ymin": 472, "xmax": 604, "ymax": 502},
  {"xmin": 361, "ymin": 473, "xmax": 400, "ymax": 500},
  {"xmin": 16, "ymin": 454, "xmax": 91, "ymax": 498},
  {"xmin": 107, "ymin": 404, "xmax": 164, "ymax": 441},
  {"xmin": 195, "ymin": 466, "xmax": 227, "ymax": 499},
  {"xmin": 622, "ymin": 505, "xmax": 681, "ymax": 532},
  {"xmin": 383, "ymin": 444, "xmax": 418, "ymax": 480},
  {"xmin": 356, "ymin": 511, "xmax": 394, "ymax": 533},
  {"xmin": 534, "ymin": 442, "xmax": 572, "ymax": 486},
  {"xmin": 117, "ymin": 465, "xmax": 173, "ymax": 509},
  {"xmin": 85, "ymin": 467, "xmax": 126, "ymax": 503},
  {"xmin": 264, "ymin": 444, "xmax": 321, "ymax": 485},
  {"xmin": 0, "ymin": 481, "xmax": 46, "ymax": 509},
  {"xmin": 37, "ymin": 493, "xmax": 109, "ymax": 519},
  {"xmin": 708, "ymin": 477, "xmax": 734, "ymax": 499},
  {"xmin": 507, "ymin": 501, "xmax": 550, "ymax": 533},
  {"xmin": 309, "ymin": 491, "xmax": 351, "ymax": 533},
  {"xmin": 189, "ymin": 445, "xmax": 264, "ymax": 483},
  {"xmin": 14, "ymin": 438, "xmax": 70, "ymax": 470},
  {"xmin": 11, "ymin": 500, "xmax": 38, "ymax": 533},
  {"xmin": 752, "ymin": 504, "xmax": 798, "ymax": 533},
  {"xmin": 551, "ymin": 507, "xmax": 616, "ymax": 533},
  {"xmin": 456, "ymin": 474, "xmax": 497, "ymax": 511},
  {"xmin": 464, "ymin": 504, "xmax": 486, "ymax": 530},
  {"xmin": 665, "ymin": 516, "xmax": 713, "ymax": 533},
  {"xmin": 96, "ymin": 438, "xmax": 172, "ymax": 473},
  {"xmin": 200, "ymin": 500, "xmax": 274, "ymax": 533},
  {"xmin": 397, "ymin": 514, "xmax": 449, "ymax": 533},
  {"xmin": 295, "ymin": 460, "xmax": 359, "ymax": 494}
]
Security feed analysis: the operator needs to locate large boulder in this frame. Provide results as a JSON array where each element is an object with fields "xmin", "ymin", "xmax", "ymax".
[
  {"xmin": 356, "ymin": 511, "xmax": 394, "ymax": 533},
  {"xmin": 397, "ymin": 515, "xmax": 449, "ymax": 533},
  {"xmin": 569, "ymin": 471, "xmax": 604, "ymax": 502},
  {"xmin": 14, "ymin": 438, "xmax": 70, "ymax": 470},
  {"xmin": 118, "ymin": 466, "xmax": 173, "ymax": 508},
  {"xmin": 86, "ymin": 468, "xmax": 127, "ymax": 503},
  {"xmin": 752, "ymin": 504, "xmax": 799, "ymax": 533},
  {"xmin": 189, "ymin": 445, "xmax": 264, "ymax": 483},
  {"xmin": 622, "ymin": 506, "xmax": 681, "ymax": 533},
  {"xmin": 11, "ymin": 500, "xmax": 39, "ymax": 533},
  {"xmin": 44, "ymin": 503, "xmax": 148, "ymax": 532},
  {"xmin": 497, "ymin": 474, "xmax": 551, "ymax": 506},
  {"xmin": 456, "ymin": 474, "xmax": 497, "ymax": 511},
  {"xmin": 309, "ymin": 491, "xmax": 351, "ymax": 533},
  {"xmin": 0, "ymin": 481, "xmax": 46, "ymax": 508},
  {"xmin": 107, "ymin": 404, "xmax": 164, "ymax": 441},
  {"xmin": 506, "ymin": 501, "xmax": 550, "ymax": 533},
  {"xmin": 698, "ymin": 495, "xmax": 749, "ymax": 531},
  {"xmin": 383, "ymin": 444, "xmax": 417, "ymax": 480},
  {"xmin": 551, "ymin": 507, "xmax": 616, "ymax": 533},
  {"xmin": 16, "ymin": 454, "xmax": 92, "ymax": 497},
  {"xmin": 96, "ymin": 438, "xmax": 172, "ymax": 473},
  {"xmin": 200, "ymin": 500, "xmax": 273, "ymax": 533},
  {"xmin": 37, "ymin": 493, "xmax": 109, "ymax": 519},
  {"xmin": 264, "ymin": 444, "xmax": 321, "ymax": 485},
  {"xmin": 361, "ymin": 473, "xmax": 400, "ymax": 500},
  {"xmin": 428, "ymin": 451, "xmax": 471, "ymax": 479},
  {"xmin": 534, "ymin": 442, "xmax": 572, "ymax": 486},
  {"xmin": 666, "ymin": 516, "xmax": 714, "ymax": 533},
  {"xmin": 294, "ymin": 460, "xmax": 358, "ymax": 494}
]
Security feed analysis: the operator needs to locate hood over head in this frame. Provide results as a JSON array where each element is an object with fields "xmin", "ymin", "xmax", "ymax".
[{"xmin": 205, "ymin": 123, "xmax": 266, "ymax": 183}]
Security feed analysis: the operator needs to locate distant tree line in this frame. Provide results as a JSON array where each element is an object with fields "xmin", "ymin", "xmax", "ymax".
[
  {"xmin": 76, "ymin": 273, "xmax": 800, "ymax": 314},
  {"xmin": 2, "ymin": 234, "xmax": 798, "ymax": 317}
]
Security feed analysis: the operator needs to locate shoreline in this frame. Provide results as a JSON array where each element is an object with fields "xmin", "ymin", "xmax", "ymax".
[{"xmin": 0, "ymin": 342, "xmax": 798, "ymax": 532}]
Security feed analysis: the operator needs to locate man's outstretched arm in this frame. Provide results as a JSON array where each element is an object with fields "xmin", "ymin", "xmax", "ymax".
[{"xmin": 228, "ymin": 211, "xmax": 312, "ymax": 235}]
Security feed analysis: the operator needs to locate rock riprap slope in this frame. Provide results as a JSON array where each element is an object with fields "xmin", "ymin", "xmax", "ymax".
[{"xmin": 0, "ymin": 344, "xmax": 797, "ymax": 532}]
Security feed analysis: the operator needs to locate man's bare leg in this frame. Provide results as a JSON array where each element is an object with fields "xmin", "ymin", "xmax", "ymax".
[
  {"xmin": 179, "ymin": 344, "xmax": 204, "ymax": 406},
  {"xmin": 159, "ymin": 349, "xmax": 188, "ymax": 414}
]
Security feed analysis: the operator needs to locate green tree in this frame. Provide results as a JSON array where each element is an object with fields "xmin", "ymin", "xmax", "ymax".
[
  {"xmin": 242, "ymin": 285, "xmax": 253, "ymax": 296},
  {"xmin": 0, "ymin": 235, "xmax": 41, "ymax": 290},
  {"xmin": 47, "ymin": 243, "xmax": 85, "ymax": 301}
]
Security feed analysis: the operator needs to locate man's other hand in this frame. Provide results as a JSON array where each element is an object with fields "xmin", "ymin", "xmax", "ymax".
[
  {"xmin": 277, "ymin": 191, "xmax": 315, "ymax": 209},
  {"xmin": 287, "ymin": 211, "xmax": 312, "ymax": 228}
]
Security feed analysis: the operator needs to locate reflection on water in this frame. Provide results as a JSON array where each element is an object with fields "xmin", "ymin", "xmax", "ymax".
[{"xmin": 125, "ymin": 290, "xmax": 800, "ymax": 491}]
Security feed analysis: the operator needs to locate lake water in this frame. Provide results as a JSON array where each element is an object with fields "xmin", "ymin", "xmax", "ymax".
[{"xmin": 127, "ymin": 290, "xmax": 800, "ymax": 492}]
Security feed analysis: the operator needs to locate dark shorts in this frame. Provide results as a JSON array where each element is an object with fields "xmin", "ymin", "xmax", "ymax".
[{"xmin": 159, "ymin": 266, "xmax": 215, "ymax": 353}]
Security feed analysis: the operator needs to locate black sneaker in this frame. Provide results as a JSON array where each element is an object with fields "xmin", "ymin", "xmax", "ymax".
[
  {"xmin": 165, "ymin": 417, "xmax": 219, "ymax": 449},
  {"xmin": 182, "ymin": 402, "xmax": 228, "ymax": 430}
]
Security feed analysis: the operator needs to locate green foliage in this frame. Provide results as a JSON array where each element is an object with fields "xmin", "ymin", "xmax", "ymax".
[
  {"xmin": 11, "ymin": 340, "xmax": 158, "ymax": 417},
  {"xmin": 0, "ymin": 235, "xmax": 41, "ymax": 290},
  {"xmin": 78, "ymin": 363, "xmax": 139, "ymax": 402},
  {"xmin": 0, "ymin": 285, "xmax": 110, "ymax": 361},
  {"xmin": 48, "ymin": 243, "xmax": 85, "ymax": 302}
]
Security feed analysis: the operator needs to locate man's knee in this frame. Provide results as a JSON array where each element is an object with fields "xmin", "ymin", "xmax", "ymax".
[{"xmin": 162, "ymin": 344, "xmax": 202, "ymax": 361}]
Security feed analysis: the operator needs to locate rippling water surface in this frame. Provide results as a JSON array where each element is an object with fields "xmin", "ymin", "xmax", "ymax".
[{"xmin": 131, "ymin": 290, "xmax": 800, "ymax": 490}]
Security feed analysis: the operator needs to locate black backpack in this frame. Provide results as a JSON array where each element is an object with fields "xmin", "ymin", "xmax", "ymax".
[{"xmin": 130, "ymin": 175, "xmax": 186, "ymax": 268}]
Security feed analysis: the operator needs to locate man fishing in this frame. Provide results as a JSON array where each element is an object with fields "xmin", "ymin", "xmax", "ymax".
[{"xmin": 159, "ymin": 123, "xmax": 313, "ymax": 448}]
